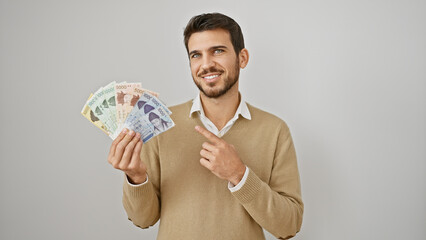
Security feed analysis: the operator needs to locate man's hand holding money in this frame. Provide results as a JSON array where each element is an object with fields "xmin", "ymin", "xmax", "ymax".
[{"xmin": 108, "ymin": 128, "xmax": 147, "ymax": 184}]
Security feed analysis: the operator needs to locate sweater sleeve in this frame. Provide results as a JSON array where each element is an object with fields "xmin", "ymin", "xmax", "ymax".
[
  {"xmin": 122, "ymin": 136, "xmax": 161, "ymax": 229},
  {"xmin": 231, "ymin": 122, "xmax": 303, "ymax": 239}
]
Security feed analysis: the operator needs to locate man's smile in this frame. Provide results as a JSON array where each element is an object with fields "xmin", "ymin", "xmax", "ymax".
[{"xmin": 200, "ymin": 73, "xmax": 222, "ymax": 83}]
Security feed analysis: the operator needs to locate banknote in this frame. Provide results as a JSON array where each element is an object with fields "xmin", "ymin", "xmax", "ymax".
[
  {"xmin": 87, "ymin": 87, "xmax": 116, "ymax": 133},
  {"xmin": 136, "ymin": 91, "xmax": 171, "ymax": 115},
  {"xmin": 134, "ymin": 86, "xmax": 159, "ymax": 98},
  {"xmin": 82, "ymin": 81, "xmax": 173, "ymax": 141},
  {"xmin": 145, "ymin": 106, "xmax": 175, "ymax": 137},
  {"xmin": 124, "ymin": 92, "xmax": 171, "ymax": 128},
  {"xmin": 81, "ymin": 94, "xmax": 111, "ymax": 137},
  {"xmin": 124, "ymin": 106, "xmax": 175, "ymax": 142},
  {"xmin": 149, "ymin": 93, "xmax": 171, "ymax": 115},
  {"xmin": 115, "ymin": 82, "xmax": 142, "ymax": 130},
  {"xmin": 123, "ymin": 117, "xmax": 154, "ymax": 142},
  {"xmin": 123, "ymin": 91, "xmax": 151, "ymax": 126},
  {"xmin": 102, "ymin": 81, "xmax": 118, "ymax": 133}
]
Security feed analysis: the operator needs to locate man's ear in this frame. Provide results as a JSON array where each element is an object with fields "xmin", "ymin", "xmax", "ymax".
[{"xmin": 239, "ymin": 48, "xmax": 249, "ymax": 69}]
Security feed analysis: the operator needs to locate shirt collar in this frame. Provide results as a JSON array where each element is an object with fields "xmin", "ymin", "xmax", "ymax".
[{"xmin": 189, "ymin": 92, "xmax": 252, "ymax": 120}]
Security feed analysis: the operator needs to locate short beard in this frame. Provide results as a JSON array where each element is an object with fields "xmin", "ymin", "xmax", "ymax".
[{"xmin": 193, "ymin": 60, "xmax": 240, "ymax": 99}]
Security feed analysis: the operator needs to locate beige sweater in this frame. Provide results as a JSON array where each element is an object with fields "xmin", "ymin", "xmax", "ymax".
[{"xmin": 122, "ymin": 100, "xmax": 303, "ymax": 239}]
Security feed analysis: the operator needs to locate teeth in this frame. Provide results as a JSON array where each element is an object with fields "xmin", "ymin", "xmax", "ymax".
[{"xmin": 203, "ymin": 75, "xmax": 219, "ymax": 79}]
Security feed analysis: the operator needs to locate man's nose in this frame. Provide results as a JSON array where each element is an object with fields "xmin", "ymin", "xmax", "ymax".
[{"xmin": 200, "ymin": 55, "xmax": 215, "ymax": 71}]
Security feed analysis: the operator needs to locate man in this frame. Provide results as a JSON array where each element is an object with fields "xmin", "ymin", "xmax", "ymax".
[
  {"xmin": 108, "ymin": 13, "xmax": 303, "ymax": 239},
  {"xmin": 148, "ymin": 112, "xmax": 170, "ymax": 134}
]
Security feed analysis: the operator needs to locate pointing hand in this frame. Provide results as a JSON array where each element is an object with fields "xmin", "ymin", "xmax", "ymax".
[{"xmin": 195, "ymin": 125, "xmax": 246, "ymax": 185}]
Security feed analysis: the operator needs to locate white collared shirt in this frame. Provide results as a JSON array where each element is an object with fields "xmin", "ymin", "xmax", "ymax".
[
  {"xmin": 128, "ymin": 93, "xmax": 252, "ymax": 192},
  {"xmin": 189, "ymin": 93, "xmax": 251, "ymax": 137}
]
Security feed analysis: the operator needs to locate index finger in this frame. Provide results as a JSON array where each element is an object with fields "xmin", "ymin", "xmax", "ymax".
[
  {"xmin": 195, "ymin": 125, "xmax": 221, "ymax": 144},
  {"xmin": 109, "ymin": 128, "xmax": 128, "ymax": 157}
]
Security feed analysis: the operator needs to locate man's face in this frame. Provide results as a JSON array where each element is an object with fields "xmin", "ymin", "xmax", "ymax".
[
  {"xmin": 151, "ymin": 118, "xmax": 163, "ymax": 131},
  {"xmin": 187, "ymin": 29, "xmax": 241, "ymax": 98}
]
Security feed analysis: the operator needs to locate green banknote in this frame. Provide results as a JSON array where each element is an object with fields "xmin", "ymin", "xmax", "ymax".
[
  {"xmin": 87, "ymin": 87, "xmax": 115, "ymax": 134},
  {"xmin": 102, "ymin": 81, "xmax": 118, "ymax": 135},
  {"xmin": 81, "ymin": 94, "xmax": 110, "ymax": 137}
]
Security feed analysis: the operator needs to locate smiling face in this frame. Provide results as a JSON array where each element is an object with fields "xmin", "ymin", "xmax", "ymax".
[{"xmin": 188, "ymin": 28, "xmax": 248, "ymax": 98}]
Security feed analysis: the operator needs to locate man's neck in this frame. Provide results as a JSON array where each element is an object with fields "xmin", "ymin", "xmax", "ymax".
[{"xmin": 200, "ymin": 86, "xmax": 240, "ymax": 131}]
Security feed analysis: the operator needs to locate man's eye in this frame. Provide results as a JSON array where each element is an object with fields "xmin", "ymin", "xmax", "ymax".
[
  {"xmin": 191, "ymin": 53, "xmax": 200, "ymax": 58},
  {"xmin": 214, "ymin": 49, "xmax": 224, "ymax": 54}
]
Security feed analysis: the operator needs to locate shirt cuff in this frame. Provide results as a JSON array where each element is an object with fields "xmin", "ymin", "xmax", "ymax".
[
  {"xmin": 228, "ymin": 166, "xmax": 249, "ymax": 192},
  {"xmin": 126, "ymin": 174, "xmax": 149, "ymax": 187}
]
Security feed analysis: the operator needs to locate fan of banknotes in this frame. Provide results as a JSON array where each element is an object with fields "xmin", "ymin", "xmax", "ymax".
[{"xmin": 81, "ymin": 81, "xmax": 175, "ymax": 142}]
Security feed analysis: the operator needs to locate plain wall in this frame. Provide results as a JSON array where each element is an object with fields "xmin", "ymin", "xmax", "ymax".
[{"xmin": 1, "ymin": 0, "xmax": 425, "ymax": 239}]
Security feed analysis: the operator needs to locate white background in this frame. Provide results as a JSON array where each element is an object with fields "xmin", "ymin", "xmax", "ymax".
[{"xmin": 1, "ymin": 0, "xmax": 425, "ymax": 239}]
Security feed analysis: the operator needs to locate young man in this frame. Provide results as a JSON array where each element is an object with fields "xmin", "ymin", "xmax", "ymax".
[{"xmin": 108, "ymin": 13, "xmax": 303, "ymax": 239}]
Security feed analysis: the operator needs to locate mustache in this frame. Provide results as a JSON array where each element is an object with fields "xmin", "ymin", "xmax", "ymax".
[{"xmin": 198, "ymin": 67, "xmax": 224, "ymax": 77}]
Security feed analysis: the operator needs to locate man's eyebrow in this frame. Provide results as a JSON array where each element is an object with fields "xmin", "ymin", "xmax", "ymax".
[
  {"xmin": 188, "ymin": 50, "xmax": 199, "ymax": 56},
  {"xmin": 210, "ymin": 45, "xmax": 228, "ymax": 50},
  {"xmin": 188, "ymin": 45, "xmax": 229, "ymax": 56}
]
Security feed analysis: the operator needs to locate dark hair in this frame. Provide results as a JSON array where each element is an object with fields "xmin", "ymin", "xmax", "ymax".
[
  {"xmin": 149, "ymin": 112, "xmax": 169, "ymax": 131},
  {"xmin": 183, "ymin": 13, "xmax": 245, "ymax": 56}
]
